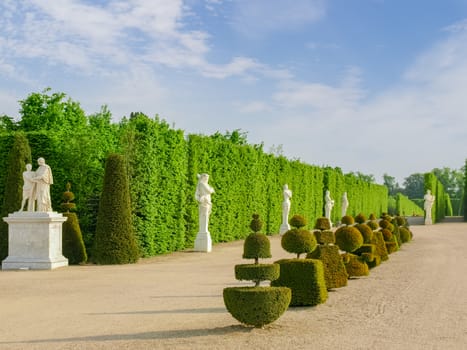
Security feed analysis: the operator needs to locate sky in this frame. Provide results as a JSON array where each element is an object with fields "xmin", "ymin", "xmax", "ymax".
[{"xmin": 1, "ymin": 0, "xmax": 467, "ymax": 185}]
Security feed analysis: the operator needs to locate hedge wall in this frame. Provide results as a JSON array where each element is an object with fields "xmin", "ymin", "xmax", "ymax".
[
  {"xmin": 395, "ymin": 193, "xmax": 424, "ymax": 217},
  {"xmin": 424, "ymin": 172, "xmax": 447, "ymax": 223}
]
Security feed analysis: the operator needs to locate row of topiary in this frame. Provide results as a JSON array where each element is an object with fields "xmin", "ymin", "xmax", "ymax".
[{"xmin": 223, "ymin": 212, "xmax": 413, "ymax": 327}]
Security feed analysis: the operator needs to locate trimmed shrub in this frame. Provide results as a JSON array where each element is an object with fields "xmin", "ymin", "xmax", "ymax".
[
  {"xmin": 369, "ymin": 213, "xmax": 377, "ymax": 220},
  {"xmin": 92, "ymin": 154, "xmax": 139, "ymax": 264},
  {"xmin": 289, "ymin": 214, "xmax": 307, "ymax": 229},
  {"xmin": 355, "ymin": 223, "xmax": 374, "ymax": 243},
  {"xmin": 61, "ymin": 182, "xmax": 76, "ymax": 212},
  {"xmin": 379, "ymin": 219, "xmax": 394, "ymax": 232},
  {"xmin": 367, "ymin": 220, "xmax": 379, "ymax": 230},
  {"xmin": 342, "ymin": 253, "xmax": 369, "ymax": 277},
  {"xmin": 395, "ymin": 216, "xmax": 407, "ymax": 227},
  {"xmin": 354, "ymin": 244, "xmax": 379, "ymax": 268},
  {"xmin": 399, "ymin": 227, "xmax": 411, "ymax": 243},
  {"xmin": 235, "ymin": 264, "xmax": 279, "ymax": 282},
  {"xmin": 335, "ymin": 226, "xmax": 363, "ymax": 253},
  {"xmin": 391, "ymin": 219, "xmax": 402, "ymax": 246},
  {"xmin": 307, "ymin": 245, "xmax": 348, "ymax": 289},
  {"xmin": 381, "ymin": 228, "xmax": 393, "ymax": 242},
  {"xmin": 223, "ymin": 287, "xmax": 291, "ymax": 328},
  {"xmin": 281, "ymin": 228, "xmax": 317, "ymax": 258},
  {"xmin": 354, "ymin": 213, "xmax": 367, "ymax": 224},
  {"xmin": 371, "ymin": 230, "xmax": 389, "ymax": 262},
  {"xmin": 341, "ymin": 215, "xmax": 355, "ymax": 225},
  {"xmin": 243, "ymin": 232, "xmax": 271, "ymax": 264},
  {"xmin": 386, "ymin": 241, "xmax": 398, "ymax": 254},
  {"xmin": 314, "ymin": 217, "xmax": 331, "ymax": 231},
  {"xmin": 249, "ymin": 213, "xmax": 263, "ymax": 233},
  {"xmin": 272, "ymin": 258, "xmax": 328, "ymax": 306},
  {"xmin": 62, "ymin": 212, "xmax": 87, "ymax": 264},
  {"xmin": 313, "ymin": 230, "xmax": 335, "ymax": 245}
]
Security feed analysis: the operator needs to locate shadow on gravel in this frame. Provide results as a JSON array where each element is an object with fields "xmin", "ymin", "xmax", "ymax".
[{"xmin": 88, "ymin": 307, "xmax": 227, "ymax": 315}]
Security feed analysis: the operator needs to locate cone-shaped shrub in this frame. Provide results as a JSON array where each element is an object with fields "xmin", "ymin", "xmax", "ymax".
[
  {"xmin": 92, "ymin": 154, "xmax": 139, "ymax": 264},
  {"xmin": 0, "ymin": 133, "xmax": 31, "ymax": 260},
  {"xmin": 243, "ymin": 233, "xmax": 272, "ymax": 263},
  {"xmin": 335, "ymin": 226, "xmax": 363, "ymax": 253},
  {"xmin": 371, "ymin": 230, "xmax": 389, "ymax": 262}
]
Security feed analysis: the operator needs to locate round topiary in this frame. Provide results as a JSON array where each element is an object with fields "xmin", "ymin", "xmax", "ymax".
[
  {"xmin": 235, "ymin": 264, "xmax": 280, "ymax": 284},
  {"xmin": 250, "ymin": 213, "xmax": 263, "ymax": 233},
  {"xmin": 355, "ymin": 223, "xmax": 374, "ymax": 243},
  {"xmin": 334, "ymin": 226, "xmax": 363, "ymax": 253},
  {"xmin": 366, "ymin": 220, "xmax": 379, "ymax": 230},
  {"xmin": 314, "ymin": 217, "xmax": 331, "ymax": 231},
  {"xmin": 223, "ymin": 286, "xmax": 291, "ymax": 328},
  {"xmin": 395, "ymin": 216, "xmax": 407, "ymax": 227},
  {"xmin": 243, "ymin": 232, "xmax": 271, "ymax": 264},
  {"xmin": 379, "ymin": 219, "xmax": 394, "ymax": 232},
  {"xmin": 354, "ymin": 213, "xmax": 367, "ymax": 224},
  {"xmin": 341, "ymin": 215, "xmax": 355, "ymax": 226},
  {"xmin": 289, "ymin": 214, "xmax": 307, "ymax": 229},
  {"xmin": 61, "ymin": 182, "xmax": 76, "ymax": 212},
  {"xmin": 369, "ymin": 213, "xmax": 377, "ymax": 220},
  {"xmin": 399, "ymin": 227, "xmax": 412, "ymax": 243},
  {"xmin": 281, "ymin": 228, "xmax": 317, "ymax": 258},
  {"xmin": 381, "ymin": 228, "xmax": 393, "ymax": 241}
]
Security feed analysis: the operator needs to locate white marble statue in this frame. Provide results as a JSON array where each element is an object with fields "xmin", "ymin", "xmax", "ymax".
[
  {"xmin": 424, "ymin": 189, "xmax": 435, "ymax": 225},
  {"xmin": 20, "ymin": 163, "xmax": 36, "ymax": 212},
  {"xmin": 31, "ymin": 157, "xmax": 54, "ymax": 212},
  {"xmin": 341, "ymin": 192, "xmax": 349, "ymax": 218},
  {"xmin": 324, "ymin": 190, "xmax": 334, "ymax": 222},
  {"xmin": 280, "ymin": 184, "xmax": 292, "ymax": 234},
  {"xmin": 195, "ymin": 173, "xmax": 215, "ymax": 234}
]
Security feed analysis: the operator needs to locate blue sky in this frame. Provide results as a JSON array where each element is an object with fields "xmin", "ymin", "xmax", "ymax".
[{"xmin": 1, "ymin": 0, "xmax": 467, "ymax": 184}]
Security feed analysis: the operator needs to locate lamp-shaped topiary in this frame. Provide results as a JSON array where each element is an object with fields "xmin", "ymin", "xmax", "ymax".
[
  {"xmin": 60, "ymin": 183, "xmax": 87, "ymax": 265},
  {"xmin": 281, "ymin": 214, "xmax": 317, "ymax": 258},
  {"xmin": 335, "ymin": 225, "xmax": 369, "ymax": 277},
  {"xmin": 341, "ymin": 215, "xmax": 355, "ymax": 226},
  {"xmin": 224, "ymin": 214, "xmax": 291, "ymax": 328}
]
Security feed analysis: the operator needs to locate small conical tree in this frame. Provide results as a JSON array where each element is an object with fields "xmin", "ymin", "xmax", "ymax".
[
  {"xmin": 61, "ymin": 182, "xmax": 87, "ymax": 265},
  {"xmin": 92, "ymin": 154, "xmax": 139, "ymax": 264},
  {"xmin": 0, "ymin": 133, "xmax": 31, "ymax": 260}
]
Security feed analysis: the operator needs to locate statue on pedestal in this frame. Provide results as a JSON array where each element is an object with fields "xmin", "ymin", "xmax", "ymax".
[
  {"xmin": 280, "ymin": 184, "xmax": 292, "ymax": 234},
  {"xmin": 341, "ymin": 192, "xmax": 349, "ymax": 218},
  {"xmin": 20, "ymin": 164, "xmax": 36, "ymax": 212},
  {"xmin": 32, "ymin": 157, "xmax": 53, "ymax": 212},
  {"xmin": 424, "ymin": 189, "xmax": 435, "ymax": 225},
  {"xmin": 324, "ymin": 190, "xmax": 334, "ymax": 225},
  {"xmin": 195, "ymin": 173, "xmax": 215, "ymax": 234}
]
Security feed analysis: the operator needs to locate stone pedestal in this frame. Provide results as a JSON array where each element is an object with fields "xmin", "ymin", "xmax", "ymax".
[
  {"xmin": 2, "ymin": 212, "xmax": 68, "ymax": 270},
  {"xmin": 194, "ymin": 231, "xmax": 212, "ymax": 252},
  {"xmin": 279, "ymin": 223, "xmax": 290, "ymax": 235}
]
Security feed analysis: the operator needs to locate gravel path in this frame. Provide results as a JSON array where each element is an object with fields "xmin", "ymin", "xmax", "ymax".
[{"xmin": 1, "ymin": 222, "xmax": 466, "ymax": 350}]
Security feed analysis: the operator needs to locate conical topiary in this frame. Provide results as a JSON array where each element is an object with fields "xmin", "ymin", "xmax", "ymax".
[
  {"xmin": 92, "ymin": 154, "xmax": 139, "ymax": 264},
  {"xmin": 0, "ymin": 133, "xmax": 31, "ymax": 260}
]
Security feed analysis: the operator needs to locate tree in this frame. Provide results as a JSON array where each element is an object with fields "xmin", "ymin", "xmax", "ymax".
[
  {"xmin": 432, "ymin": 167, "xmax": 463, "ymax": 199},
  {"xmin": 0, "ymin": 115, "xmax": 17, "ymax": 132},
  {"xmin": 348, "ymin": 171, "xmax": 376, "ymax": 184},
  {"xmin": 402, "ymin": 173, "xmax": 425, "ymax": 199},
  {"xmin": 383, "ymin": 173, "xmax": 402, "ymax": 196}
]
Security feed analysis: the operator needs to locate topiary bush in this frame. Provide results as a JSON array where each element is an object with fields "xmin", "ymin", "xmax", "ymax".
[
  {"xmin": 249, "ymin": 213, "xmax": 263, "ymax": 233},
  {"xmin": 313, "ymin": 230, "xmax": 335, "ymax": 245},
  {"xmin": 341, "ymin": 215, "xmax": 355, "ymax": 226},
  {"xmin": 399, "ymin": 227, "xmax": 412, "ymax": 243},
  {"xmin": 243, "ymin": 232, "xmax": 271, "ymax": 264},
  {"xmin": 281, "ymin": 228, "xmax": 317, "ymax": 258},
  {"xmin": 92, "ymin": 154, "xmax": 139, "ymax": 264},
  {"xmin": 381, "ymin": 228, "xmax": 393, "ymax": 242},
  {"xmin": 371, "ymin": 230, "xmax": 389, "ymax": 262},
  {"xmin": 235, "ymin": 264, "xmax": 279, "ymax": 282},
  {"xmin": 354, "ymin": 244, "xmax": 379, "ymax": 268},
  {"xmin": 379, "ymin": 219, "xmax": 394, "ymax": 232},
  {"xmin": 342, "ymin": 253, "xmax": 370, "ymax": 277},
  {"xmin": 367, "ymin": 220, "xmax": 379, "ymax": 230},
  {"xmin": 335, "ymin": 226, "xmax": 363, "ymax": 253},
  {"xmin": 314, "ymin": 217, "xmax": 331, "ymax": 231},
  {"xmin": 355, "ymin": 223, "xmax": 374, "ymax": 243},
  {"xmin": 354, "ymin": 213, "xmax": 367, "ymax": 224},
  {"xmin": 289, "ymin": 214, "xmax": 307, "ymax": 229},
  {"xmin": 307, "ymin": 245, "xmax": 348, "ymax": 289}
]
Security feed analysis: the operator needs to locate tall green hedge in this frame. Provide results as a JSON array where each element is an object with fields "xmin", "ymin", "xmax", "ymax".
[
  {"xmin": 424, "ymin": 172, "xmax": 447, "ymax": 223},
  {"xmin": 394, "ymin": 193, "xmax": 424, "ymax": 216}
]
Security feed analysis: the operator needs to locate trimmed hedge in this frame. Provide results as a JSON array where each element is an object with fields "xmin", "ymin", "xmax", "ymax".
[
  {"xmin": 342, "ymin": 253, "xmax": 369, "ymax": 277},
  {"xmin": 243, "ymin": 232, "xmax": 272, "ymax": 262},
  {"xmin": 62, "ymin": 212, "xmax": 87, "ymax": 264},
  {"xmin": 307, "ymin": 245, "xmax": 348, "ymax": 289},
  {"xmin": 235, "ymin": 264, "xmax": 280, "ymax": 282},
  {"xmin": 281, "ymin": 228, "xmax": 317, "ymax": 258},
  {"xmin": 313, "ymin": 230, "xmax": 335, "ymax": 245},
  {"xmin": 371, "ymin": 230, "xmax": 389, "ymax": 262},
  {"xmin": 335, "ymin": 226, "xmax": 363, "ymax": 253}
]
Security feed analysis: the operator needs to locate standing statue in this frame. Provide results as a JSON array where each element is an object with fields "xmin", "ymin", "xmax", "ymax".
[
  {"xmin": 20, "ymin": 163, "xmax": 36, "ymax": 212},
  {"xmin": 195, "ymin": 173, "xmax": 215, "ymax": 234},
  {"xmin": 324, "ymin": 190, "xmax": 334, "ymax": 224},
  {"xmin": 424, "ymin": 189, "xmax": 435, "ymax": 225},
  {"xmin": 32, "ymin": 157, "xmax": 54, "ymax": 212},
  {"xmin": 280, "ymin": 184, "xmax": 292, "ymax": 234},
  {"xmin": 341, "ymin": 192, "xmax": 349, "ymax": 218}
]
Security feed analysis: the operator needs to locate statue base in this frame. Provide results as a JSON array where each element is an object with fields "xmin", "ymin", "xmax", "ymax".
[
  {"xmin": 279, "ymin": 223, "xmax": 290, "ymax": 235},
  {"xmin": 425, "ymin": 218, "xmax": 432, "ymax": 225},
  {"xmin": 194, "ymin": 231, "xmax": 212, "ymax": 252},
  {"xmin": 2, "ymin": 211, "xmax": 68, "ymax": 270}
]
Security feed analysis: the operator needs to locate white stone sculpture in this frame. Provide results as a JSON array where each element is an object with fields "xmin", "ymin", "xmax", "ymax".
[
  {"xmin": 280, "ymin": 184, "xmax": 292, "ymax": 234},
  {"xmin": 32, "ymin": 157, "xmax": 54, "ymax": 212},
  {"xmin": 324, "ymin": 190, "xmax": 334, "ymax": 226},
  {"xmin": 194, "ymin": 173, "xmax": 214, "ymax": 252},
  {"xmin": 20, "ymin": 163, "xmax": 36, "ymax": 212},
  {"xmin": 424, "ymin": 189, "xmax": 435, "ymax": 225},
  {"xmin": 341, "ymin": 192, "xmax": 349, "ymax": 218}
]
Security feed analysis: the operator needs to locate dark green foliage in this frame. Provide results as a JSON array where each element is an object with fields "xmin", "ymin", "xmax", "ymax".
[
  {"xmin": 342, "ymin": 253, "xmax": 369, "ymax": 277},
  {"xmin": 243, "ymin": 232, "xmax": 272, "ymax": 263},
  {"xmin": 395, "ymin": 194, "xmax": 424, "ymax": 216},
  {"xmin": 367, "ymin": 220, "xmax": 379, "ymax": 230},
  {"xmin": 385, "ymin": 241, "xmax": 398, "ymax": 254},
  {"xmin": 335, "ymin": 226, "xmax": 363, "ymax": 253},
  {"xmin": 391, "ymin": 219, "xmax": 402, "ymax": 246},
  {"xmin": 381, "ymin": 228, "xmax": 393, "ymax": 241},
  {"xmin": 307, "ymin": 245, "xmax": 348, "ymax": 289},
  {"xmin": 354, "ymin": 213, "xmax": 367, "ymax": 224},
  {"xmin": 281, "ymin": 228, "xmax": 317, "ymax": 258},
  {"xmin": 249, "ymin": 213, "xmax": 263, "ymax": 233},
  {"xmin": 399, "ymin": 227, "xmax": 412, "ymax": 243},
  {"xmin": 314, "ymin": 217, "xmax": 331, "ymax": 231},
  {"xmin": 0, "ymin": 133, "xmax": 31, "ymax": 260},
  {"xmin": 289, "ymin": 214, "xmax": 307, "ymax": 229},
  {"xmin": 379, "ymin": 219, "xmax": 394, "ymax": 232},
  {"xmin": 313, "ymin": 230, "xmax": 335, "ymax": 245},
  {"xmin": 354, "ymin": 244, "xmax": 379, "ymax": 267},
  {"xmin": 235, "ymin": 264, "xmax": 280, "ymax": 283},
  {"xmin": 62, "ymin": 213, "xmax": 87, "ymax": 264},
  {"xmin": 367, "ymin": 255, "xmax": 381, "ymax": 269},
  {"xmin": 371, "ymin": 231, "xmax": 389, "ymax": 262},
  {"xmin": 272, "ymin": 258, "xmax": 328, "ymax": 306},
  {"xmin": 61, "ymin": 182, "xmax": 76, "ymax": 213},
  {"xmin": 369, "ymin": 213, "xmax": 377, "ymax": 220},
  {"xmin": 92, "ymin": 154, "xmax": 139, "ymax": 264},
  {"xmin": 425, "ymin": 172, "xmax": 447, "ymax": 223},
  {"xmin": 355, "ymin": 223, "xmax": 374, "ymax": 243},
  {"xmin": 341, "ymin": 215, "xmax": 355, "ymax": 225},
  {"xmin": 223, "ymin": 287, "xmax": 291, "ymax": 327}
]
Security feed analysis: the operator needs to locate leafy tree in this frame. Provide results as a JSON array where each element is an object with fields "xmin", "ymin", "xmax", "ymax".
[
  {"xmin": 402, "ymin": 173, "xmax": 425, "ymax": 199},
  {"xmin": 0, "ymin": 115, "xmax": 17, "ymax": 132},
  {"xmin": 432, "ymin": 167, "xmax": 464, "ymax": 199},
  {"xmin": 347, "ymin": 171, "xmax": 375, "ymax": 184},
  {"xmin": 383, "ymin": 173, "xmax": 402, "ymax": 196}
]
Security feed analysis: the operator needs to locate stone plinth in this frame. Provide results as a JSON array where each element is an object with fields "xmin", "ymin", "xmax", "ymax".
[
  {"xmin": 194, "ymin": 231, "xmax": 212, "ymax": 252},
  {"xmin": 2, "ymin": 212, "xmax": 68, "ymax": 270}
]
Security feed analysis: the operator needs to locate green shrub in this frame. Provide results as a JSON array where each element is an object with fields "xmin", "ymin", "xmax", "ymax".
[
  {"xmin": 354, "ymin": 213, "xmax": 367, "ymax": 224},
  {"xmin": 61, "ymin": 182, "xmax": 76, "ymax": 213},
  {"xmin": 369, "ymin": 213, "xmax": 376, "ymax": 220},
  {"xmin": 281, "ymin": 228, "xmax": 317, "ymax": 258},
  {"xmin": 399, "ymin": 227, "xmax": 411, "ymax": 243},
  {"xmin": 313, "ymin": 230, "xmax": 335, "ymax": 245},
  {"xmin": 381, "ymin": 228, "xmax": 393, "ymax": 242},
  {"xmin": 307, "ymin": 245, "xmax": 348, "ymax": 289},
  {"xmin": 355, "ymin": 223, "xmax": 374, "ymax": 243},
  {"xmin": 391, "ymin": 219, "xmax": 402, "ymax": 246},
  {"xmin": 371, "ymin": 230, "xmax": 389, "ymax": 262},
  {"xmin": 243, "ymin": 232, "xmax": 271, "ymax": 264},
  {"xmin": 335, "ymin": 226, "xmax": 363, "ymax": 253},
  {"xmin": 223, "ymin": 286, "xmax": 291, "ymax": 327},
  {"xmin": 367, "ymin": 220, "xmax": 379, "ymax": 230},
  {"xmin": 341, "ymin": 215, "xmax": 355, "ymax": 225},
  {"xmin": 249, "ymin": 213, "xmax": 263, "ymax": 233},
  {"xmin": 367, "ymin": 255, "xmax": 381, "ymax": 269},
  {"xmin": 395, "ymin": 216, "xmax": 407, "ymax": 227},
  {"xmin": 354, "ymin": 244, "xmax": 379, "ymax": 267},
  {"xmin": 272, "ymin": 258, "xmax": 328, "ymax": 306},
  {"xmin": 289, "ymin": 214, "xmax": 307, "ymax": 229},
  {"xmin": 385, "ymin": 241, "xmax": 398, "ymax": 254},
  {"xmin": 314, "ymin": 217, "xmax": 331, "ymax": 231},
  {"xmin": 92, "ymin": 154, "xmax": 139, "ymax": 264},
  {"xmin": 379, "ymin": 219, "xmax": 393, "ymax": 232},
  {"xmin": 62, "ymin": 212, "xmax": 87, "ymax": 264},
  {"xmin": 235, "ymin": 264, "xmax": 279, "ymax": 282},
  {"xmin": 342, "ymin": 253, "xmax": 369, "ymax": 277}
]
